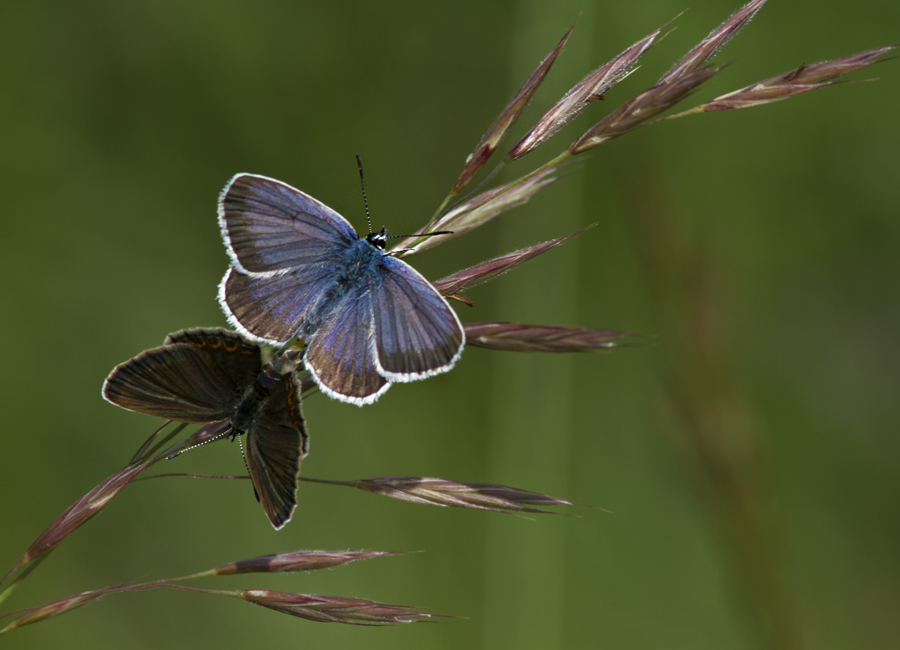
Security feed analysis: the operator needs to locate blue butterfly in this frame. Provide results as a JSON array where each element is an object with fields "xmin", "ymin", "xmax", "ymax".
[{"xmin": 217, "ymin": 174, "xmax": 465, "ymax": 406}]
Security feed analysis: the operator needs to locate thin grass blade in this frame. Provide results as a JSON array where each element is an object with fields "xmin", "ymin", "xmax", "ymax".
[
  {"xmin": 432, "ymin": 228, "xmax": 588, "ymax": 296},
  {"xmin": 6, "ymin": 461, "xmax": 151, "ymax": 581},
  {"xmin": 569, "ymin": 66, "xmax": 719, "ymax": 153},
  {"xmin": 237, "ymin": 589, "xmax": 438, "ymax": 625},
  {"xmin": 666, "ymin": 46, "xmax": 897, "ymax": 115},
  {"xmin": 509, "ymin": 23, "xmax": 665, "ymax": 159},
  {"xmin": 464, "ymin": 321, "xmax": 633, "ymax": 352},
  {"xmin": 349, "ymin": 476, "xmax": 586, "ymax": 514},
  {"xmin": 659, "ymin": 0, "xmax": 767, "ymax": 83},
  {"xmin": 395, "ymin": 166, "xmax": 561, "ymax": 254},
  {"xmin": 210, "ymin": 550, "xmax": 407, "ymax": 576},
  {"xmin": 451, "ymin": 26, "xmax": 573, "ymax": 194},
  {"xmin": 0, "ymin": 583, "xmax": 130, "ymax": 634}
]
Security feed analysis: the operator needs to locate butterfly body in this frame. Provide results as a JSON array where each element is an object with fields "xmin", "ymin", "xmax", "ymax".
[
  {"xmin": 218, "ymin": 174, "xmax": 465, "ymax": 406},
  {"xmin": 103, "ymin": 328, "xmax": 307, "ymax": 529},
  {"xmin": 295, "ymin": 231, "xmax": 387, "ymax": 337},
  {"xmin": 229, "ymin": 372, "xmax": 276, "ymax": 433},
  {"xmin": 230, "ymin": 351, "xmax": 303, "ymax": 437}
]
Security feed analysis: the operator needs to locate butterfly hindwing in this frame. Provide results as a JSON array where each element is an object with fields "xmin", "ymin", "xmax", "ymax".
[
  {"xmin": 245, "ymin": 372, "xmax": 308, "ymax": 529},
  {"xmin": 372, "ymin": 256, "xmax": 464, "ymax": 380},
  {"xmin": 220, "ymin": 266, "xmax": 341, "ymax": 345},
  {"xmin": 303, "ymin": 274, "xmax": 390, "ymax": 405}
]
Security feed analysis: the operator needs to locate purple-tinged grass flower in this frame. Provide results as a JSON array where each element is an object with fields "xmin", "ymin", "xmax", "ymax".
[
  {"xmin": 2, "ymin": 585, "xmax": 437, "ymax": 631},
  {"xmin": 432, "ymin": 228, "xmax": 589, "ymax": 300},
  {"xmin": 451, "ymin": 27, "xmax": 572, "ymax": 195},
  {"xmin": 509, "ymin": 23, "xmax": 665, "ymax": 160},
  {"xmin": 394, "ymin": 166, "xmax": 560, "ymax": 254},
  {"xmin": 234, "ymin": 590, "xmax": 437, "ymax": 625},
  {"xmin": 659, "ymin": 0, "xmax": 767, "ymax": 84},
  {"xmin": 1, "ymin": 548, "xmax": 427, "ymax": 633},
  {"xmin": 464, "ymin": 321, "xmax": 631, "ymax": 353},
  {"xmin": 569, "ymin": 66, "xmax": 719, "ymax": 153},
  {"xmin": 0, "ymin": 584, "xmax": 129, "ymax": 634},
  {"xmin": 410, "ymin": 0, "xmax": 882, "ymax": 258},
  {"xmin": 564, "ymin": 0, "xmax": 766, "ymax": 153},
  {"xmin": 303, "ymin": 475, "xmax": 586, "ymax": 515},
  {"xmin": 1, "ymin": 463, "xmax": 150, "ymax": 592},
  {"xmin": 1, "ymin": 421, "xmax": 229, "ymax": 593},
  {"xmin": 662, "ymin": 46, "xmax": 897, "ymax": 117},
  {"xmin": 209, "ymin": 550, "xmax": 407, "ymax": 576}
]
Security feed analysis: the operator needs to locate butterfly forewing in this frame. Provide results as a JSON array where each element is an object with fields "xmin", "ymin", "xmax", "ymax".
[
  {"xmin": 245, "ymin": 373, "xmax": 308, "ymax": 529},
  {"xmin": 163, "ymin": 327, "xmax": 258, "ymax": 353},
  {"xmin": 220, "ymin": 174, "xmax": 358, "ymax": 274},
  {"xmin": 102, "ymin": 332, "xmax": 262, "ymax": 422},
  {"xmin": 372, "ymin": 257, "xmax": 464, "ymax": 380}
]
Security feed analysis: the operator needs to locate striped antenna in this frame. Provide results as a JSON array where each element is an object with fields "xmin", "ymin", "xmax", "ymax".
[{"xmin": 167, "ymin": 426, "xmax": 235, "ymax": 460}]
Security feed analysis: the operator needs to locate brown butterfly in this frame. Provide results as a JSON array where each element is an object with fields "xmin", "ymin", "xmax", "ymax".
[{"xmin": 103, "ymin": 327, "xmax": 307, "ymax": 529}]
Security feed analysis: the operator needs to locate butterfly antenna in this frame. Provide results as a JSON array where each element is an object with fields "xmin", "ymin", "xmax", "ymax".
[
  {"xmin": 387, "ymin": 230, "xmax": 453, "ymax": 240},
  {"xmin": 167, "ymin": 426, "xmax": 234, "ymax": 460},
  {"xmin": 237, "ymin": 435, "xmax": 260, "ymax": 502},
  {"xmin": 356, "ymin": 154, "xmax": 373, "ymax": 235}
]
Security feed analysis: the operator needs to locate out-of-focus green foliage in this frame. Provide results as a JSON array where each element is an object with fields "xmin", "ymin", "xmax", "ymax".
[{"xmin": 0, "ymin": 1, "xmax": 897, "ymax": 648}]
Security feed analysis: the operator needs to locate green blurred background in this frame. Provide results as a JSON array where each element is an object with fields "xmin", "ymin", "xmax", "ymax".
[{"xmin": 1, "ymin": 0, "xmax": 897, "ymax": 648}]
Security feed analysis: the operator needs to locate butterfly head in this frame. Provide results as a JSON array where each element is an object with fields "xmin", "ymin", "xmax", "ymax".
[{"xmin": 366, "ymin": 227, "xmax": 389, "ymax": 250}]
